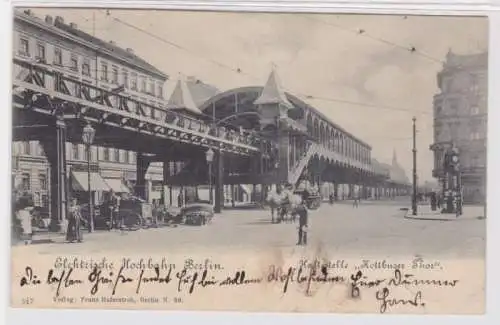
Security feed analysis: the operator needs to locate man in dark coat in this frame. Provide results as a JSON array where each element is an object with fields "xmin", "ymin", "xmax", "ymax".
[{"xmin": 296, "ymin": 203, "xmax": 309, "ymax": 245}]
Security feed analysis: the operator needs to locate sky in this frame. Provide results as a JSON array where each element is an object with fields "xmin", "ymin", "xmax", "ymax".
[{"xmin": 25, "ymin": 8, "xmax": 488, "ymax": 183}]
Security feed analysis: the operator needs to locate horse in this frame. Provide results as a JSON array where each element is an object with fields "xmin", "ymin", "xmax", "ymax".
[
  {"xmin": 277, "ymin": 193, "xmax": 302, "ymax": 223},
  {"xmin": 266, "ymin": 191, "xmax": 282, "ymax": 224}
]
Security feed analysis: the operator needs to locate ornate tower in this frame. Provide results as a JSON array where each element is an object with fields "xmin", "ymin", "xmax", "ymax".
[{"xmin": 253, "ymin": 69, "xmax": 294, "ymax": 184}]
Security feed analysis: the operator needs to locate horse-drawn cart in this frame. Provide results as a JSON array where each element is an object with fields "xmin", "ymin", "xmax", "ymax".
[
  {"xmin": 181, "ymin": 203, "xmax": 214, "ymax": 226},
  {"xmin": 294, "ymin": 189, "xmax": 322, "ymax": 210},
  {"xmin": 118, "ymin": 197, "xmax": 153, "ymax": 229}
]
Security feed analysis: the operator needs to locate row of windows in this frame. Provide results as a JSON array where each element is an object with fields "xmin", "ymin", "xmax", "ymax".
[
  {"xmin": 17, "ymin": 172, "xmax": 47, "ymax": 191},
  {"xmin": 435, "ymin": 103, "xmax": 482, "ymax": 116},
  {"xmin": 440, "ymin": 72, "xmax": 485, "ymax": 95},
  {"xmin": 18, "ymin": 35, "xmax": 164, "ymax": 99},
  {"xmin": 99, "ymin": 61, "xmax": 163, "ymax": 98},
  {"xmin": 71, "ymin": 144, "xmax": 137, "ymax": 164},
  {"xmin": 435, "ymin": 130, "xmax": 485, "ymax": 142},
  {"xmin": 15, "ymin": 141, "xmax": 45, "ymax": 156},
  {"xmin": 307, "ymin": 125, "xmax": 370, "ymax": 163},
  {"xmin": 435, "ymin": 122, "xmax": 486, "ymax": 141},
  {"xmin": 14, "ymin": 141, "xmax": 138, "ymax": 165}
]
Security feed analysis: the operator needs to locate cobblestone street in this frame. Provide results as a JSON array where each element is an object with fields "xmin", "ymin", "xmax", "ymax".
[{"xmin": 13, "ymin": 201, "xmax": 486, "ymax": 258}]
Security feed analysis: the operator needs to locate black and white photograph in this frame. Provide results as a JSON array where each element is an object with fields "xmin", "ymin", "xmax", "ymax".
[{"xmin": 8, "ymin": 6, "xmax": 488, "ymax": 314}]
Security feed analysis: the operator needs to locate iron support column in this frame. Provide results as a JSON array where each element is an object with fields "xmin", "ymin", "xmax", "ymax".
[
  {"xmin": 42, "ymin": 116, "xmax": 68, "ymax": 232},
  {"xmin": 135, "ymin": 153, "xmax": 151, "ymax": 200},
  {"xmin": 214, "ymin": 150, "xmax": 224, "ymax": 213},
  {"xmin": 161, "ymin": 161, "xmax": 170, "ymax": 205},
  {"xmin": 412, "ymin": 117, "xmax": 418, "ymax": 216}
]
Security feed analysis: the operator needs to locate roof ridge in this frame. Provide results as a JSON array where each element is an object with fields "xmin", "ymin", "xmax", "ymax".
[
  {"xmin": 254, "ymin": 69, "xmax": 293, "ymax": 108},
  {"xmin": 15, "ymin": 10, "xmax": 168, "ymax": 80},
  {"xmin": 167, "ymin": 78, "xmax": 203, "ymax": 115}
]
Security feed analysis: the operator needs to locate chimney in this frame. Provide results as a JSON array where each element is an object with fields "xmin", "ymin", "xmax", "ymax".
[
  {"xmin": 126, "ymin": 48, "xmax": 134, "ymax": 54},
  {"xmin": 69, "ymin": 22, "xmax": 78, "ymax": 29},
  {"xmin": 109, "ymin": 40, "xmax": 116, "ymax": 45},
  {"xmin": 45, "ymin": 15, "xmax": 53, "ymax": 24},
  {"xmin": 54, "ymin": 16, "xmax": 64, "ymax": 25},
  {"xmin": 23, "ymin": 9, "xmax": 31, "ymax": 16}
]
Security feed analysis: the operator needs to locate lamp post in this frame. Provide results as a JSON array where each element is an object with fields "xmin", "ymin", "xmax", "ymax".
[
  {"xmin": 412, "ymin": 117, "xmax": 418, "ymax": 216},
  {"xmin": 82, "ymin": 123, "xmax": 96, "ymax": 232},
  {"xmin": 205, "ymin": 148, "xmax": 214, "ymax": 205}
]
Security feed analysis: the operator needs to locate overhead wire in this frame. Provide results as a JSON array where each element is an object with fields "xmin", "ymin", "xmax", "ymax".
[
  {"xmin": 110, "ymin": 16, "xmax": 259, "ymax": 82},
  {"xmin": 303, "ymin": 14, "xmax": 486, "ymax": 81},
  {"xmin": 302, "ymin": 15, "xmax": 445, "ymax": 65},
  {"xmin": 105, "ymin": 10, "xmax": 429, "ymax": 117}
]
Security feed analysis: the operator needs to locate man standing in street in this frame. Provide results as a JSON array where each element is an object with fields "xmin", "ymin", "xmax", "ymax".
[
  {"xmin": 109, "ymin": 190, "xmax": 121, "ymax": 230},
  {"xmin": 296, "ymin": 201, "xmax": 309, "ymax": 246}
]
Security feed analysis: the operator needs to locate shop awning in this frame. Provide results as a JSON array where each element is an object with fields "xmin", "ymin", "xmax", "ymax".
[
  {"xmin": 104, "ymin": 178, "xmax": 131, "ymax": 193},
  {"xmin": 71, "ymin": 171, "xmax": 110, "ymax": 192}
]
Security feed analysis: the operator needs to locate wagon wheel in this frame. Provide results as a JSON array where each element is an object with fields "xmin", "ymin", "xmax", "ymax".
[{"xmin": 121, "ymin": 211, "xmax": 142, "ymax": 231}]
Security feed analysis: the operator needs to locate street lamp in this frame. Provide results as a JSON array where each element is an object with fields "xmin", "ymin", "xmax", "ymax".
[
  {"xmin": 82, "ymin": 123, "xmax": 96, "ymax": 232},
  {"xmin": 205, "ymin": 148, "xmax": 214, "ymax": 205}
]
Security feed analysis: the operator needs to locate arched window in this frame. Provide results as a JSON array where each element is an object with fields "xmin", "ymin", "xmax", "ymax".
[
  {"xmin": 329, "ymin": 129, "xmax": 334, "ymax": 150},
  {"xmin": 319, "ymin": 123, "xmax": 325, "ymax": 146},
  {"xmin": 313, "ymin": 118, "xmax": 319, "ymax": 141},
  {"xmin": 306, "ymin": 114, "xmax": 313, "ymax": 136}
]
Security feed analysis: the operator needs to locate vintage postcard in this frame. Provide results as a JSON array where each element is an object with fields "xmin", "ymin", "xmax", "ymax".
[{"xmin": 10, "ymin": 7, "xmax": 488, "ymax": 314}]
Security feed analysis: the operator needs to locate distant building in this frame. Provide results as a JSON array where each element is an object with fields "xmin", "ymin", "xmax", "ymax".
[
  {"xmin": 430, "ymin": 50, "xmax": 488, "ymax": 204},
  {"xmin": 388, "ymin": 150, "xmax": 410, "ymax": 185}
]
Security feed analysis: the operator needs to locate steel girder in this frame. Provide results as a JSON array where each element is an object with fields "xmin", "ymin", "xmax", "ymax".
[{"xmin": 12, "ymin": 57, "xmax": 264, "ymax": 157}]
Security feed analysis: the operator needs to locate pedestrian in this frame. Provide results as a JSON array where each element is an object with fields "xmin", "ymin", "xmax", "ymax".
[
  {"xmin": 329, "ymin": 193, "xmax": 334, "ymax": 205},
  {"xmin": 16, "ymin": 195, "xmax": 34, "ymax": 245},
  {"xmin": 177, "ymin": 190, "xmax": 184, "ymax": 208},
  {"xmin": 430, "ymin": 191, "xmax": 437, "ymax": 211},
  {"xmin": 110, "ymin": 190, "xmax": 121, "ymax": 230},
  {"xmin": 296, "ymin": 202, "xmax": 308, "ymax": 246},
  {"xmin": 117, "ymin": 193, "xmax": 126, "ymax": 232},
  {"xmin": 66, "ymin": 198, "xmax": 83, "ymax": 243},
  {"xmin": 106, "ymin": 190, "xmax": 114, "ymax": 231}
]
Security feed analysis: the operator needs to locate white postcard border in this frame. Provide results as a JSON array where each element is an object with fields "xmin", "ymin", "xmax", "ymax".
[{"xmin": 2, "ymin": 1, "xmax": 499, "ymax": 324}]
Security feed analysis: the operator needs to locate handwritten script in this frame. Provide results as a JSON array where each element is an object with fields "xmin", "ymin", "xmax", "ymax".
[{"xmin": 17, "ymin": 257, "xmax": 461, "ymax": 314}]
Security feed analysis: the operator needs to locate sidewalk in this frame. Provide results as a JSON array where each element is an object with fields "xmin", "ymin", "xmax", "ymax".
[
  {"xmin": 403, "ymin": 205, "xmax": 485, "ymax": 221},
  {"xmin": 12, "ymin": 229, "xmax": 121, "ymax": 246},
  {"xmin": 326, "ymin": 198, "xmax": 411, "ymax": 206}
]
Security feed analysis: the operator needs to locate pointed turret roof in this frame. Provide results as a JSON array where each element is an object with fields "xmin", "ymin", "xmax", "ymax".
[
  {"xmin": 166, "ymin": 77, "xmax": 203, "ymax": 115},
  {"xmin": 254, "ymin": 69, "xmax": 293, "ymax": 108}
]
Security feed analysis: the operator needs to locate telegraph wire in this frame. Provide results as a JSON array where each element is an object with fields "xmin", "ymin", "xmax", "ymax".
[
  {"xmin": 302, "ymin": 15, "xmax": 445, "ymax": 65},
  {"xmin": 303, "ymin": 14, "xmax": 487, "ymax": 84},
  {"xmin": 109, "ymin": 16, "xmax": 258, "ymax": 81}
]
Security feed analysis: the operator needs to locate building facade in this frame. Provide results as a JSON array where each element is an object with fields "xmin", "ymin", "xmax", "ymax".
[
  {"xmin": 12, "ymin": 9, "xmax": 169, "ymax": 207},
  {"xmin": 430, "ymin": 50, "xmax": 488, "ymax": 204}
]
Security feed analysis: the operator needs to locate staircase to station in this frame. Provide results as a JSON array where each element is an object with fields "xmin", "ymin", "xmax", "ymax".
[{"xmin": 288, "ymin": 143, "xmax": 319, "ymax": 186}]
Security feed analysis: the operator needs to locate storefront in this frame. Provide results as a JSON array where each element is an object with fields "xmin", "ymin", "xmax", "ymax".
[{"xmin": 70, "ymin": 169, "xmax": 110, "ymax": 205}]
